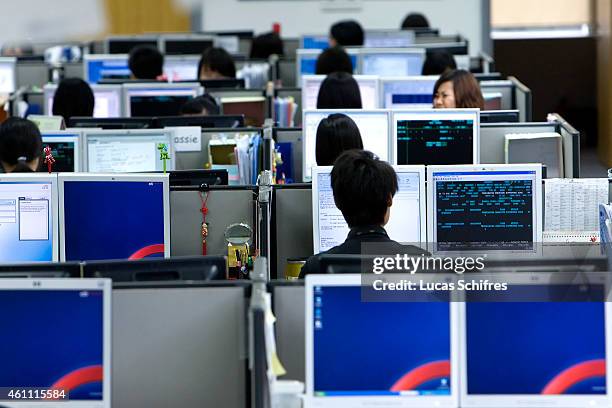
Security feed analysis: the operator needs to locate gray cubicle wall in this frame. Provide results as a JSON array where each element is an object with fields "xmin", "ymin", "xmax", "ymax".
[
  {"xmin": 270, "ymin": 281, "xmax": 306, "ymax": 383},
  {"xmin": 480, "ymin": 118, "xmax": 580, "ymax": 178},
  {"xmin": 113, "ymin": 282, "xmax": 248, "ymax": 408},
  {"xmin": 272, "ymin": 184, "xmax": 313, "ymax": 278},
  {"xmin": 175, "ymin": 128, "xmax": 263, "ymax": 171},
  {"xmin": 480, "ymin": 80, "xmax": 513, "ymax": 110},
  {"xmin": 274, "ymin": 128, "xmax": 303, "ymax": 184},
  {"xmin": 16, "ymin": 61, "xmax": 48, "ymax": 89},
  {"xmin": 278, "ymin": 59, "xmax": 297, "ymax": 89},
  {"xmin": 171, "ymin": 187, "xmax": 256, "ymax": 256},
  {"xmin": 509, "ymin": 76, "xmax": 532, "ymax": 122}
]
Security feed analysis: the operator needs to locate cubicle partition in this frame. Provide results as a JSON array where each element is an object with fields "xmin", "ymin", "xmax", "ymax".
[
  {"xmin": 273, "ymin": 128, "xmax": 303, "ymax": 183},
  {"xmin": 170, "ymin": 186, "xmax": 257, "ymax": 257},
  {"xmin": 271, "ymin": 184, "xmax": 313, "ymax": 278},
  {"xmin": 112, "ymin": 281, "xmax": 249, "ymax": 408},
  {"xmin": 510, "ymin": 76, "xmax": 532, "ymax": 122}
]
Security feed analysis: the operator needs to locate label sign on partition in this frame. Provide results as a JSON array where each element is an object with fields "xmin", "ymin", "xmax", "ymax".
[{"xmin": 168, "ymin": 127, "xmax": 202, "ymax": 152}]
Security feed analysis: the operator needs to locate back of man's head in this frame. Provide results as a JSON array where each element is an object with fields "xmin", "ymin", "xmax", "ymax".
[
  {"xmin": 331, "ymin": 150, "xmax": 398, "ymax": 228},
  {"xmin": 316, "ymin": 46, "xmax": 353, "ymax": 75},
  {"xmin": 128, "ymin": 46, "xmax": 164, "ymax": 80},
  {"xmin": 330, "ymin": 20, "xmax": 364, "ymax": 47},
  {"xmin": 401, "ymin": 13, "xmax": 430, "ymax": 29}
]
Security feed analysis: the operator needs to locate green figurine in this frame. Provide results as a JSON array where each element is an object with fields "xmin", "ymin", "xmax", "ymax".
[{"xmin": 157, "ymin": 143, "xmax": 171, "ymax": 173}]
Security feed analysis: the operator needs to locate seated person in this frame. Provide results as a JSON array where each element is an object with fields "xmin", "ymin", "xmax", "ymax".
[
  {"xmin": 300, "ymin": 150, "xmax": 426, "ymax": 277},
  {"xmin": 433, "ymin": 69, "xmax": 484, "ymax": 109},
  {"xmin": 128, "ymin": 46, "xmax": 164, "ymax": 80},
  {"xmin": 52, "ymin": 78, "xmax": 95, "ymax": 122},
  {"xmin": 316, "ymin": 71, "xmax": 362, "ymax": 109},
  {"xmin": 401, "ymin": 13, "xmax": 430, "ymax": 29},
  {"xmin": 180, "ymin": 94, "xmax": 221, "ymax": 116},
  {"xmin": 422, "ymin": 50, "xmax": 456, "ymax": 76},
  {"xmin": 198, "ymin": 47, "xmax": 236, "ymax": 80},
  {"xmin": 250, "ymin": 32, "xmax": 284, "ymax": 59},
  {"xmin": 0, "ymin": 118, "xmax": 42, "ymax": 173},
  {"xmin": 315, "ymin": 46, "xmax": 354, "ymax": 75},
  {"xmin": 329, "ymin": 20, "xmax": 364, "ymax": 47},
  {"xmin": 316, "ymin": 113, "xmax": 363, "ymax": 166}
]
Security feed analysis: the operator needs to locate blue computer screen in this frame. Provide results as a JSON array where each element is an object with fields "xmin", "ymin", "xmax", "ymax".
[
  {"xmin": 466, "ymin": 285, "xmax": 606, "ymax": 395},
  {"xmin": 300, "ymin": 55, "xmax": 358, "ymax": 75},
  {"xmin": 87, "ymin": 60, "xmax": 130, "ymax": 84},
  {"xmin": 313, "ymin": 286, "xmax": 451, "ymax": 396},
  {"xmin": 0, "ymin": 289, "xmax": 104, "ymax": 400},
  {"xmin": 63, "ymin": 180, "xmax": 165, "ymax": 261},
  {"xmin": 0, "ymin": 181, "xmax": 54, "ymax": 262},
  {"xmin": 302, "ymin": 36, "xmax": 329, "ymax": 50}
]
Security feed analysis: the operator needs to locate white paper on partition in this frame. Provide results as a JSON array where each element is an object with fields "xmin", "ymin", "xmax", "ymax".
[{"xmin": 0, "ymin": 0, "xmax": 107, "ymax": 43}]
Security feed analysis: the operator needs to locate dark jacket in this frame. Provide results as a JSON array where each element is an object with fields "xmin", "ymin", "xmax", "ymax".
[{"xmin": 299, "ymin": 225, "xmax": 428, "ymax": 277}]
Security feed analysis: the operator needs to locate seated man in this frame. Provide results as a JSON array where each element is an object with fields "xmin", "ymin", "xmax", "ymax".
[{"xmin": 300, "ymin": 149, "xmax": 427, "ymax": 277}]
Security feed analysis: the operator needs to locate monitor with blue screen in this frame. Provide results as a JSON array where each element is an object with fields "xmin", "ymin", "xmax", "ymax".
[
  {"xmin": 0, "ymin": 174, "xmax": 58, "ymax": 262},
  {"xmin": 59, "ymin": 173, "xmax": 170, "ymax": 261},
  {"xmin": 302, "ymin": 109, "xmax": 390, "ymax": 181},
  {"xmin": 312, "ymin": 165, "xmax": 426, "ymax": 253},
  {"xmin": 301, "ymin": 34, "xmax": 330, "ymax": 50},
  {"xmin": 41, "ymin": 131, "xmax": 82, "ymax": 172},
  {"xmin": 461, "ymin": 273, "xmax": 612, "ymax": 408},
  {"xmin": 391, "ymin": 109, "xmax": 480, "ymax": 165},
  {"xmin": 44, "ymin": 84, "xmax": 122, "ymax": 118},
  {"xmin": 83, "ymin": 129, "xmax": 174, "ymax": 173},
  {"xmin": 359, "ymin": 48, "xmax": 426, "ymax": 76},
  {"xmin": 123, "ymin": 83, "xmax": 202, "ymax": 117},
  {"xmin": 380, "ymin": 76, "xmax": 437, "ymax": 109},
  {"xmin": 305, "ymin": 274, "xmax": 459, "ymax": 408},
  {"xmin": 0, "ymin": 278, "xmax": 111, "ymax": 407},
  {"xmin": 84, "ymin": 54, "xmax": 130, "ymax": 84},
  {"xmin": 427, "ymin": 164, "xmax": 543, "ymax": 252}
]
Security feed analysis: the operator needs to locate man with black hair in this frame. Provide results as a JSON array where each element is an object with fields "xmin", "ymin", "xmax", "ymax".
[
  {"xmin": 300, "ymin": 150, "xmax": 426, "ymax": 277},
  {"xmin": 315, "ymin": 46, "xmax": 353, "ymax": 75},
  {"xmin": 401, "ymin": 13, "xmax": 430, "ymax": 29},
  {"xmin": 128, "ymin": 46, "xmax": 164, "ymax": 80},
  {"xmin": 180, "ymin": 94, "xmax": 221, "ymax": 116},
  {"xmin": 198, "ymin": 47, "xmax": 236, "ymax": 80},
  {"xmin": 329, "ymin": 20, "xmax": 364, "ymax": 47}
]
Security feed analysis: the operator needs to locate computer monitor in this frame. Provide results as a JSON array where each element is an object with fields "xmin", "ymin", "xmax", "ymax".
[
  {"xmin": 427, "ymin": 164, "xmax": 543, "ymax": 252},
  {"xmin": 0, "ymin": 278, "xmax": 111, "ymax": 407},
  {"xmin": 0, "ymin": 262, "xmax": 81, "ymax": 278},
  {"xmin": 301, "ymin": 75, "xmax": 380, "ymax": 110},
  {"xmin": 163, "ymin": 55, "xmax": 200, "ymax": 82},
  {"xmin": 312, "ymin": 165, "xmax": 426, "ymax": 253},
  {"xmin": 220, "ymin": 96, "xmax": 267, "ymax": 127},
  {"xmin": 67, "ymin": 117, "xmax": 155, "ymax": 129},
  {"xmin": 380, "ymin": 76, "xmax": 437, "ymax": 109},
  {"xmin": 391, "ymin": 109, "xmax": 480, "ymax": 165},
  {"xmin": 41, "ymin": 131, "xmax": 82, "ymax": 172},
  {"xmin": 305, "ymin": 274, "xmax": 459, "ymax": 407},
  {"xmin": 123, "ymin": 83, "xmax": 202, "ymax": 117},
  {"xmin": 106, "ymin": 35, "xmax": 159, "ymax": 53},
  {"xmin": 59, "ymin": 173, "xmax": 170, "ymax": 261},
  {"xmin": 0, "ymin": 174, "xmax": 58, "ymax": 263},
  {"xmin": 44, "ymin": 84, "xmax": 122, "ymax": 118},
  {"xmin": 461, "ymin": 273, "xmax": 612, "ymax": 408},
  {"xmin": 359, "ymin": 48, "xmax": 426, "ymax": 76},
  {"xmin": 364, "ymin": 30, "xmax": 416, "ymax": 48},
  {"xmin": 82, "ymin": 256, "xmax": 227, "ymax": 281},
  {"xmin": 301, "ymin": 34, "xmax": 330, "ymax": 50},
  {"xmin": 0, "ymin": 57, "xmax": 17, "ymax": 93},
  {"xmin": 302, "ymin": 109, "xmax": 390, "ymax": 181},
  {"xmin": 84, "ymin": 54, "xmax": 130, "ymax": 84},
  {"xmin": 168, "ymin": 169, "xmax": 229, "ymax": 187},
  {"xmin": 296, "ymin": 49, "xmax": 360, "ymax": 85},
  {"xmin": 154, "ymin": 115, "xmax": 245, "ymax": 129},
  {"xmin": 83, "ymin": 129, "xmax": 174, "ymax": 173},
  {"xmin": 480, "ymin": 110, "xmax": 520, "ymax": 123},
  {"xmin": 161, "ymin": 35, "xmax": 215, "ymax": 55}
]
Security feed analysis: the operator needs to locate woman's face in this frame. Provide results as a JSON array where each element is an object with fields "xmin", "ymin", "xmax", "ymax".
[
  {"xmin": 433, "ymin": 80, "xmax": 456, "ymax": 109},
  {"xmin": 199, "ymin": 66, "xmax": 223, "ymax": 80}
]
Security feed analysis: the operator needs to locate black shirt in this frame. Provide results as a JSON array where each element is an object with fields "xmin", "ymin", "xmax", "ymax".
[{"xmin": 299, "ymin": 225, "xmax": 428, "ymax": 277}]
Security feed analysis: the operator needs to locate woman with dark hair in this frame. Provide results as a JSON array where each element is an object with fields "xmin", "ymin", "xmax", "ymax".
[
  {"xmin": 0, "ymin": 118, "xmax": 42, "ymax": 173},
  {"xmin": 315, "ymin": 46, "xmax": 353, "ymax": 75},
  {"xmin": 250, "ymin": 32, "xmax": 284, "ymax": 59},
  {"xmin": 52, "ymin": 78, "xmax": 95, "ymax": 122},
  {"xmin": 422, "ymin": 51, "xmax": 456, "ymax": 76},
  {"xmin": 401, "ymin": 13, "xmax": 430, "ymax": 29},
  {"xmin": 316, "ymin": 72, "xmax": 362, "ymax": 110},
  {"xmin": 180, "ymin": 94, "xmax": 221, "ymax": 116},
  {"xmin": 198, "ymin": 47, "xmax": 236, "ymax": 80},
  {"xmin": 315, "ymin": 113, "xmax": 363, "ymax": 166},
  {"xmin": 433, "ymin": 69, "xmax": 484, "ymax": 109}
]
